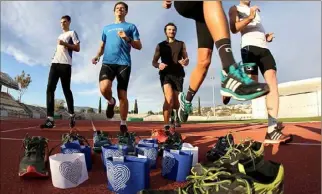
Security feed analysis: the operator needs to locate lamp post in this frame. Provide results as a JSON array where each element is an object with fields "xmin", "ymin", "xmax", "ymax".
[{"xmin": 210, "ymin": 76, "xmax": 215, "ymax": 117}]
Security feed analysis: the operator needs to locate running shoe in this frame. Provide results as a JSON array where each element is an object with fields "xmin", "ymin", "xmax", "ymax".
[
  {"xmin": 18, "ymin": 134, "xmax": 49, "ymax": 178},
  {"xmin": 220, "ymin": 63, "xmax": 269, "ymax": 101}
]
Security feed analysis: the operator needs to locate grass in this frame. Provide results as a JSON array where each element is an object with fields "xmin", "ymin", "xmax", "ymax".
[{"xmin": 186, "ymin": 116, "xmax": 321, "ymax": 124}]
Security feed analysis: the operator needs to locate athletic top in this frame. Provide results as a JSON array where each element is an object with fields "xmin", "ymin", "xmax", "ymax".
[
  {"xmin": 52, "ymin": 30, "xmax": 80, "ymax": 65},
  {"xmin": 236, "ymin": 5, "xmax": 267, "ymax": 49},
  {"xmin": 158, "ymin": 40, "xmax": 185, "ymax": 76},
  {"xmin": 101, "ymin": 22, "xmax": 140, "ymax": 66}
]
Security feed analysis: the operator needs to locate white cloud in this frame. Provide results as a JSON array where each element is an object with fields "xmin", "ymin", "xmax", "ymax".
[{"xmin": 1, "ymin": 1, "xmax": 321, "ymax": 113}]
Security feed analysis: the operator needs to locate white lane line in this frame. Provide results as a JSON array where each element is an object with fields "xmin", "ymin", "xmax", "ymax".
[
  {"xmin": 1, "ymin": 126, "xmax": 39, "ymax": 133},
  {"xmin": 1, "ymin": 123, "xmax": 65, "ymax": 133}
]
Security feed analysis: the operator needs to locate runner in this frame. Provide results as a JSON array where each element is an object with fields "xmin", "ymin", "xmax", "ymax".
[
  {"xmin": 40, "ymin": 15, "xmax": 80, "ymax": 129},
  {"xmin": 152, "ymin": 22, "xmax": 188, "ymax": 133},
  {"xmin": 228, "ymin": 1, "xmax": 292, "ymax": 143},
  {"xmin": 92, "ymin": 2, "xmax": 142, "ymax": 136},
  {"xmin": 162, "ymin": 1, "xmax": 270, "ymax": 123}
]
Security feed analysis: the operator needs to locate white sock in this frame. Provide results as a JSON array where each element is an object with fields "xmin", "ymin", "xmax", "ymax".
[
  {"xmin": 107, "ymin": 97, "xmax": 115, "ymax": 105},
  {"xmin": 121, "ymin": 120, "xmax": 127, "ymax": 126},
  {"xmin": 267, "ymin": 114, "xmax": 277, "ymax": 133},
  {"xmin": 48, "ymin": 116, "xmax": 54, "ymax": 121}
]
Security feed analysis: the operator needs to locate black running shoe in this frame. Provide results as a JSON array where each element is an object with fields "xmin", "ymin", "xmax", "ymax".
[
  {"xmin": 264, "ymin": 122, "xmax": 293, "ymax": 144},
  {"xmin": 69, "ymin": 114, "xmax": 76, "ymax": 128},
  {"xmin": 39, "ymin": 118, "xmax": 55, "ymax": 129},
  {"xmin": 206, "ymin": 133, "xmax": 234, "ymax": 162},
  {"xmin": 106, "ymin": 97, "xmax": 116, "ymax": 119}
]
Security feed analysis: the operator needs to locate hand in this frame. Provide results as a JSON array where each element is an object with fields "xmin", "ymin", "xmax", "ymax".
[
  {"xmin": 58, "ymin": 39, "xmax": 66, "ymax": 46},
  {"xmin": 249, "ymin": 6, "xmax": 260, "ymax": 20},
  {"xmin": 92, "ymin": 56, "xmax": 100, "ymax": 65},
  {"xmin": 162, "ymin": 1, "xmax": 172, "ymax": 9},
  {"xmin": 118, "ymin": 30, "xmax": 128, "ymax": 40},
  {"xmin": 159, "ymin": 63, "xmax": 167, "ymax": 70},
  {"xmin": 266, "ymin": 33, "xmax": 275, "ymax": 42},
  {"xmin": 178, "ymin": 58, "xmax": 189, "ymax": 66}
]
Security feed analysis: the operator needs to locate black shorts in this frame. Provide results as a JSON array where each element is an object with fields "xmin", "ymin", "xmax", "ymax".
[
  {"xmin": 99, "ymin": 64, "xmax": 131, "ymax": 91},
  {"xmin": 241, "ymin": 46, "xmax": 277, "ymax": 75},
  {"xmin": 160, "ymin": 74, "xmax": 184, "ymax": 92},
  {"xmin": 174, "ymin": 1, "xmax": 213, "ymax": 49}
]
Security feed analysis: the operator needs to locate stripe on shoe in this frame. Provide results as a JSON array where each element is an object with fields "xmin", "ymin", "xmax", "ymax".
[{"xmin": 225, "ymin": 78, "xmax": 242, "ymax": 92}]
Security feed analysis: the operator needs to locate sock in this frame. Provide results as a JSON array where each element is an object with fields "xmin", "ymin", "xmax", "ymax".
[
  {"xmin": 48, "ymin": 116, "xmax": 54, "ymax": 121},
  {"xmin": 186, "ymin": 87, "xmax": 196, "ymax": 102},
  {"xmin": 107, "ymin": 97, "xmax": 115, "ymax": 105},
  {"xmin": 267, "ymin": 114, "xmax": 278, "ymax": 133},
  {"xmin": 120, "ymin": 120, "xmax": 127, "ymax": 126},
  {"xmin": 215, "ymin": 38, "xmax": 236, "ymax": 73}
]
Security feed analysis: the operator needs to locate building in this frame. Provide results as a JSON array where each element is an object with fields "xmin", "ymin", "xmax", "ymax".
[{"xmin": 252, "ymin": 77, "xmax": 321, "ymax": 119}]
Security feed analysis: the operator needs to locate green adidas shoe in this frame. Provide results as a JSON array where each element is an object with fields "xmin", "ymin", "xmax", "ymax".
[
  {"xmin": 178, "ymin": 92, "xmax": 193, "ymax": 123},
  {"xmin": 18, "ymin": 134, "xmax": 49, "ymax": 178},
  {"xmin": 220, "ymin": 63, "xmax": 269, "ymax": 101}
]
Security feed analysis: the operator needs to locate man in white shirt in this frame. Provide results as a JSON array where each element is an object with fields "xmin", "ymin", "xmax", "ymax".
[
  {"xmin": 228, "ymin": 1, "xmax": 292, "ymax": 144},
  {"xmin": 40, "ymin": 15, "xmax": 80, "ymax": 129}
]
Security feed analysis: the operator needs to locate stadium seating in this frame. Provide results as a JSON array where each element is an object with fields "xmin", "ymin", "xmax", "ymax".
[{"xmin": 0, "ymin": 92, "xmax": 29, "ymax": 118}]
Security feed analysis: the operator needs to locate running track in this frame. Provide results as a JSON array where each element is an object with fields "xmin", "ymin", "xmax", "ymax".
[{"xmin": 0, "ymin": 119, "xmax": 321, "ymax": 194}]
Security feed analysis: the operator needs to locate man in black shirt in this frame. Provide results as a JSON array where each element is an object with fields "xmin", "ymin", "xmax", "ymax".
[{"xmin": 152, "ymin": 23, "xmax": 189, "ymax": 133}]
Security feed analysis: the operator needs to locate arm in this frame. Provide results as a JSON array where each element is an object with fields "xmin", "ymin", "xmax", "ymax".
[
  {"xmin": 229, "ymin": 6, "xmax": 253, "ymax": 34},
  {"xmin": 95, "ymin": 41, "xmax": 105, "ymax": 58},
  {"xmin": 92, "ymin": 29, "xmax": 106, "ymax": 64},
  {"xmin": 182, "ymin": 42, "xmax": 189, "ymax": 65},
  {"xmin": 63, "ymin": 31, "xmax": 80, "ymax": 52},
  {"xmin": 128, "ymin": 25, "xmax": 142, "ymax": 50},
  {"xmin": 63, "ymin": 42, "xmax": 80, "ymax": 52},
  {"xmin": 152, "ymin": 45, "xmax": 161, "ymax": 68}
]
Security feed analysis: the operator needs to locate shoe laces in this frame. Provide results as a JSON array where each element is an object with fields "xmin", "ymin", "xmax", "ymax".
[
  {"xmin": 22, "ymin": 134, "xmax": 48, "ymax": 158},
  {"xmin": 181, "ymin": 165, "xmax": 252, "ymax": 194},
  {"xmin": 117, "ymin": 132, "xmax": 137, "ymax": 146},
  {"xmin": 184, "ymin": 102, "xmax": 193, "ymax": 114},
  {"xmin": 62, "ymin": 128, "xmax": 90, "ymax": 145},
  {"xmin": 231, "ymin": 62, "xmax": 254, "ymax": 85}
]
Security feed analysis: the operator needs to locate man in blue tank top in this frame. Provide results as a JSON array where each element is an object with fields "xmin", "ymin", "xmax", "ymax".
[{"xmin": 92, "ymin": 2, "xmax": 142, "ymax": 139}]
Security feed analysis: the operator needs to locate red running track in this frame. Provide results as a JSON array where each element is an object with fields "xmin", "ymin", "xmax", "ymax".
[{"xmin": 0, "ymin": 119, "xmax": 321, "ymax": 194}]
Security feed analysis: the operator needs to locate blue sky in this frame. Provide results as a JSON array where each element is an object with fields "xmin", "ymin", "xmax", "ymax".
[{"xmin": 1, "ymin": 1, "xmax": 321, "ymax": 113}]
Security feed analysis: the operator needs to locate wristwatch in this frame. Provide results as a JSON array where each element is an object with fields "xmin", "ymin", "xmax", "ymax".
[{"xmin": 127, "ymin": 37, "xmax": 132, "ymax": 43}]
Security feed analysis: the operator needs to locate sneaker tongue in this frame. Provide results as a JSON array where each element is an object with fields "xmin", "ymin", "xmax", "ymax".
[{"xmin": 237, "ymin": 163, "xmax": 247, "ymax": 174}]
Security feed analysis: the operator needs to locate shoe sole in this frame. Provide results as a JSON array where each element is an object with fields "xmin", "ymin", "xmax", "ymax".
[
  {"xmin": 19, "ymin": 166, "xmax": 48, "ymax": 178},
  {"xmin": 220, "ymin": 88, "xmax": 269, "ymax": 101},
  {"xmin": 263, "ymin": 137, "xmax": 293, "ymax": 144},
  {"xmin": 40, "ymin": 125, "xmax": 55, "ymax": 129},
  {"xmin": 178, "ymin": 92, "xmax": 188, "ymax": 123}
]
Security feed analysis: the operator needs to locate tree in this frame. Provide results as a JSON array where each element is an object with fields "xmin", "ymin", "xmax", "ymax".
[
  {"xmin": 87, "ymin": 108, "xmax": 95, "ymax": 113},
  {"xmin": 80, "ymin": 108, "xmax": 86, "ymax": 113},
  {"xmin": 115, "ymin": 105, "xmax": 120, "ymax": 114},
  {"xmin": 134, "ymin": 99, "xmax": 138, "ymax": 114},
  {"xmin": 147, "ymin": 110, "xmax": 154, "ymax": 115},
  {"xmin": 198, "ymin": 96, "xmax": 201, "ymax": 116},
  {"xmin": 98, "ymin": 97, "xmax": 102, "ymax": 113},
  {"xmin": 54, "ymin": 99, "xmax": 65, "ymax": 112},
  {"xmin": 14, "ymin": 71, "xmax": 32, "ymax": 102}
]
